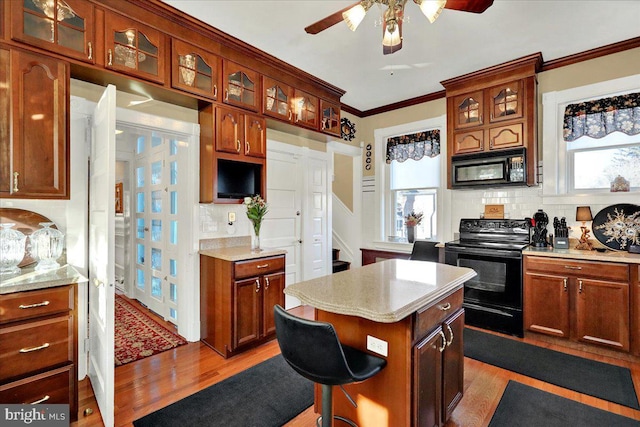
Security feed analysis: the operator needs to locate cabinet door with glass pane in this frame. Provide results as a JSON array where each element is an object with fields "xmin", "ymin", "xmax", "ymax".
[
  {"xmin": 171, "ymin": 38, "xmax": 220, "ymax": 100},
  {"xmin": 223, "ymin": 60, "xmax": 259, "ymax": 111},
  {"xmin": 10, "ymin": 0, "xmax": 95, "ymax": 64},
  {"xmin": 487, "ymin": 80, "xmax": 523, "ymax": 123},
  {"xmin": 320, "ymin": 99, "xmax": 340, "ymax": 136},
  {"xmin": 104, "ymin": 11, "xmax": 165, "ymax": 84},
  {"xmin": 262, "ymin": 76, "xmax": 293, "ymax": 122},
  {"xmin": 293, "ymin": 89, "xmax": 318, "ymax": 130},
  {"xmin": 453, "ymin": 90, "xmax": 484, "ymax": 130}
]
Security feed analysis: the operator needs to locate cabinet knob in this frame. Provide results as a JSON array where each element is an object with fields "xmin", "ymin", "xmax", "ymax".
[{"xmin": 12, "ymin": 171, "xmax": 19, "ymax": 192}]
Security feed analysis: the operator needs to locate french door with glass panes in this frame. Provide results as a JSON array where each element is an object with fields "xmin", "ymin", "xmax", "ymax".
[{"xmin": 134, "ymin": 131, "xmax": 181, "ymax": 323}]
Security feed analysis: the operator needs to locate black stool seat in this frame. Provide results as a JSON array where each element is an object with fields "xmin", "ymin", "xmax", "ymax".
[
  {"xmin": 409, "ymin": 240, "xmax": 439, "ymax": 262},
  {"xmin": 274, "ymin": 305, "xmax": 386, "ymax": 426}
]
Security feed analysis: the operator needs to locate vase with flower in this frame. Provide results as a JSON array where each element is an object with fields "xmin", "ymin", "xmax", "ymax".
[
  {"xmin": 404, "ymin": 210, "xmax": 424, "ymax": 243},
  {"xmin": 244, "ymin": 195, "xmax": 268, "ymax": 251}
]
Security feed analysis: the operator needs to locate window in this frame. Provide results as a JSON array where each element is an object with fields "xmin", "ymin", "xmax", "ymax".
[
  {"xmin": 389, "ymin": 156, "xmax": 439, "ymax": 240},
  {"xmin": 568, "ymin": 134, "xmax": 640, "ymax": 192}
]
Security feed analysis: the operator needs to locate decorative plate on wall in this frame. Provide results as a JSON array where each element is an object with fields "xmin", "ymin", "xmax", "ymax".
[{"xmin": 592, "ymin": 203, "xmax": 640, "ymax": 251}]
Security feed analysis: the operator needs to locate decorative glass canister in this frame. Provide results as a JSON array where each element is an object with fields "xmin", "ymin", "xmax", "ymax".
[
  {"xmin": 31, "ymin": 222, "xmax": 64, "ymax": 271},
  {"xmin": 0, "ymin": 223, "xmax": 27, "ymax": 276}
]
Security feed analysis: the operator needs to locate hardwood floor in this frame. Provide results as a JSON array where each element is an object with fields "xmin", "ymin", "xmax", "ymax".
[{"xmin": 74, "ymin": 304, "xmax": 640, "ymax": 427}]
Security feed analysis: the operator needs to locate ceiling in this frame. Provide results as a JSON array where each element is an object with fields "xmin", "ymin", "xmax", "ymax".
[{"xmin": 164, "ymin": 1, "xmax": 640, "ymax": 113}]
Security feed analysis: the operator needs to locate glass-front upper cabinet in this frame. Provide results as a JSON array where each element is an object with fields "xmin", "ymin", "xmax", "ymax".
[
  {"xmin": 453, "ymin": 90, "xmax": 484, "ymax": 130},
  {"xmin": 488, "ymin": 80, "xmax": 523, "ymax": 123},
  {"xmin": 171, "ymin": 39, "xmax": 221, "ymax": 100},
  {"xmin": 320, "ymin": 99, "xmax": 340, "ymax": 136},
  {"xmin": 223, "ymin": 60, "xmax": 259, "ymax": 112},
  {"xmin": 105, "ymin": 11, "xmax": 165, "ymax": 84},
  {"xmin": 293, "ymin": 89, "xmax": 318, "ymax": 130},
  {"xmin": 262, "ymin": 76, "xmax": 293, "ymax": 121},
  {"xmin": 11, "ymin": 0, "xmax": 95, "ymax": 63}
]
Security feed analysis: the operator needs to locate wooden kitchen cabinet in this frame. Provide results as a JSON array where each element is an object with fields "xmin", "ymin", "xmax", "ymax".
[
  {"xmin": 216, "ymin": 105, "xmax": 266, "ymax": 159},
  {"xmin": 0, "ymin": 285, "xmax": 78, "ymax": 421},
  {"xmin": 293, "ymin": 88, "xmax": 318, "ymax": 130},
  {"xmin": 104, "ymin": 11, "xmax": 165, "ymax": 84},
  {"xmin": 10, "ymin": 0, "xmax": 95, "ymax": 64},
  {"xmin": 171, "ymin": 38, "xmax": 221, "ymax": 100},
  {"xmin": 320, "ymin": 99, "xmax": 340, "ymax": 136},
  {"xmin": 413, "ymin": 291, "xmax": 464, "ymax": 427},
  {"xmin": 442, "ymin": 53, "xmax": 542, "ymax": 187},
  {"xmin": 0, "ymin": 48, "xmax": 69, "ymax": 199},
  {"xmin": 524, "ymin": 255, "xmax": 630, "ymax": 352},
  {"xmin": 263, "ymin": 76, "xmax": 293, "ymax": 122},
  {"xmin": 223, "ymin": 60, "xmax": 260, "ymax": 111},
  {"xmin": 200, "ymin": 254, "xmax": 285, "ymax": 358}
]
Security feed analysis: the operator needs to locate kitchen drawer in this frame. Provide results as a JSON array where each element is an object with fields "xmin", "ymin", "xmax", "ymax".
[
  {"xmin": 525, "ymin": 256, "xmax": 629, "ymax": 282},
  {"xmin": 414, "ymin": 289, "xmax": 463, "ymax": 339},
  {"xmin": 0, "ymin": 285, "xmax": 73, "ymax": 324},
  {"xmin": 0, "ymin": 315, "xmax": 73, "ymax": 382},
  {"xmin": 234, "ymin": 255, "xmax": 285, "ymax": 279},
  {"xmin": 0, "ymin": 365, "xmax": 72, "ymax": 405}
]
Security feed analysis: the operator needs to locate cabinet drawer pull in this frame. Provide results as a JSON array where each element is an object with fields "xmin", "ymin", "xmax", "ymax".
[
  {"xmin": 29, "ymin": 395, "xmax": 50, "ymax": 405},
  {"xmin": 564, "ymin": 265, "xmax": 582, "ymax": 270},
  {"xmin": 20, "ymin": 343, "xmax": 50, "ymax": 353},
  {"xmin": 88, "ymin": 42, "xmax": 93, "ymax": 60},
  {"xmin": 438, "ymin": 302, "xmax": 451, "ymax": 311},
  {"xmin": 446, "ymin": 324, "xmax": 454, "ymax": 346},
  {"xmin": 255, "ymin": 264, "xmax": 269, "ymax": 269},
  {"xmin": 13, "ymin": 171, "xmax": 19, "ymax": 192},
  {"xmin": 19, "ymin": 301, "xmax": 50, "ymax": 309},
  {"xmin": 255, "ymin": 279, "xmax": 260, "ymax": 293},
  {"xmin": 438, "ymin": 331, "xmax": 446, "ymax": 353},
  {"xmin": 108, "ymin": 49, "xmax": 113, "ymax": 66}
]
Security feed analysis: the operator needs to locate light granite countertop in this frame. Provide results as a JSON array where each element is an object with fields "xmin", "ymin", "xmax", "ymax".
[
  {"xmin": 0, "ymin": 264, "xmax": 88, "ymax": 294},
  {"xmin": 523, "ymin": 247, "xmax": 640, "ymax": 264},
  {"xmin": 200, "ymin": 246, "xmax": 287, "ymax": 262},
  {"xmin": 284, "ymin": 259, "xmax": 476, "ymax": 323}
]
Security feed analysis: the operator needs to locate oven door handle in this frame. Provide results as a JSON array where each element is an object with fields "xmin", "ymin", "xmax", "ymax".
[{"xmin": 445, "ymin": 246, "xmax": 522, "ymax": 259}]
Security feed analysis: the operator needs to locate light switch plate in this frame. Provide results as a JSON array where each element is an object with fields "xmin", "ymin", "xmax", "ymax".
[
  {"xmin": 228, "ymin": 212, "xmax": 236, "ymax": 223},
  {"xmin": 366, "ymin": 335, "xmax": 388, "ymax": 357}
]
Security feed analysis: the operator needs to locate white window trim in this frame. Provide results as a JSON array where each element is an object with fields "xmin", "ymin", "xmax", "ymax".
[
  {"xmin": 373, "ymin": 115, "xmax": 450, "ymax": 251},
  {"xmin": 542, "ymin": 73, "xmax": 640, "ymax": 205}
]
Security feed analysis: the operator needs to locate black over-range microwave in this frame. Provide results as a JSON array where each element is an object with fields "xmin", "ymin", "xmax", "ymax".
[{"xmin": 451, "ymin": 147, "xmax": 527, "ymax": 188}]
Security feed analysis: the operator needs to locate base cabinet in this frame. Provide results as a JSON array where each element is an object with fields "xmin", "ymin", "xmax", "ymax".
[
  {"xmin": 414, "ymin": 306, "xmax": 464, "ymax": 427},
  {"xmin": 524, "ymin": 255, "xmax": 630, "ymax": 352},
  {"xmin": 200, "ymin": 254, "xmax": 285, "ymax": 358},
  {"xmin": 0, "ymin": 285, "xmax": 78, "ymax": 421}
]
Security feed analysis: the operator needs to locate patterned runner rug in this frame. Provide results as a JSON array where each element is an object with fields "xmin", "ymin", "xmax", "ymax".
[{"xmin": 115, "ymin": 295, "xmax": 187, "ymax": 366}]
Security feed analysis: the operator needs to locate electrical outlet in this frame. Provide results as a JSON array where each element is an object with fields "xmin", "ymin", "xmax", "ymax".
[
  {"xmin": 366, "ymin": 335, "xmax": 388, "ymax": 357},
  {"xmin": 228, "ymin": 212, "xmax": 236, "ymax": 223}
]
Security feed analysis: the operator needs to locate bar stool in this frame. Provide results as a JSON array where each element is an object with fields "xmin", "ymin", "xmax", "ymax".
[
  {"xmin": 409, "ymin": 240, "xmax": 439, "ymax": 262},
  {"xmin": 274, "ymin": 305, "xmax": 387, "ymax": 427}
]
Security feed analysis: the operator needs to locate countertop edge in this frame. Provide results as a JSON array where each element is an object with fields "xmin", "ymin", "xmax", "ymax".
[
  {"xmin": 200, "ymin": 247, "xmax": 287, "ymax": 261},
  {"xmin": 523, "ymin": 248, "xmax": 640, "ymax": 264}
]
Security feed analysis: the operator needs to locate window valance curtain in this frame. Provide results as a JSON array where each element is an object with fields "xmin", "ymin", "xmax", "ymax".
[
  {"xmin": 385, "ymin": 129, "xmax": 440, "ymax": 163},
  {"xmin": 563, "ymin": 92, "xmax": 640, "ymax": 141}
]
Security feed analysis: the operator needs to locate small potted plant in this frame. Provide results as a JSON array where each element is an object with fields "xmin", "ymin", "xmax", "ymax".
[
  {"xmin": 244, "ymin": 195, "xmax": 268, "ymax": 251},
  {"xmin": 404, "ymin": 211, "xmax": 424, "ymax": 243}
]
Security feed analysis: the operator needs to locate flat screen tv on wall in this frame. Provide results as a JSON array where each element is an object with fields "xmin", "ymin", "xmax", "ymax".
[{"xmin": 216, "ymin": 159, "xmax": 262, "ymax": 199}]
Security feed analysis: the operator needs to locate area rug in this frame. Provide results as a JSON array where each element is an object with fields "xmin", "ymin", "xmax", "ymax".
[
  {"xmin": 464, "ymin": 328, "xmax": 640, "ymax": 409},
  {"xmin": 133, "ymin": 355, "xmax": 314, "ymax": 427},
  {"xmin": 489, "ymin": 380, "xmax": 640, "ymax": 427},
  {"xmin": 115, "ymin": 295, "xmax": 187, "ymax": 366}
]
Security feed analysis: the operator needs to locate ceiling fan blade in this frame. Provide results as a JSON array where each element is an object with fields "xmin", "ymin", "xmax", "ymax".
[
  {"xmin": 444, "ymin": 0, "xmax": 494, "ymax": 13},
  {"xmin": 304, "ymin": 2, "xmax": 361, "ymax": 34}
]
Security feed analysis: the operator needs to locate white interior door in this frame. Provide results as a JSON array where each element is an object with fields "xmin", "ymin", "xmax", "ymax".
[
  {"xmin": 265, "ymin": 149, "xmax": 302, "ymax": 308},
  {"xmin": 88, "ymin": 84, "xmax": 116, "ymax": 427},
  {"xmin": 304, "ymin": 156, "xmax": 329, "ymax": 280}
]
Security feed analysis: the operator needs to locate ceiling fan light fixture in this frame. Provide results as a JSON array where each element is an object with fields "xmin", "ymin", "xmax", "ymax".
[
  {"xmin": 415, "ymin": 0, "xmax": 447, "ymax": 23},
  {"xmin": 342, "ymin": 2, "xmax": 370, "ymax": 31},
  {"xmin": 382, "ymin": 20, "xmax": 403, "ymax": 55}
]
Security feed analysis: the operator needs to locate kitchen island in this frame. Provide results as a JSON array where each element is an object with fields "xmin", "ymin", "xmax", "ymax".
[{"xmin": 284, "ymin": 259, "xmax": 476, "ymax": 427}]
